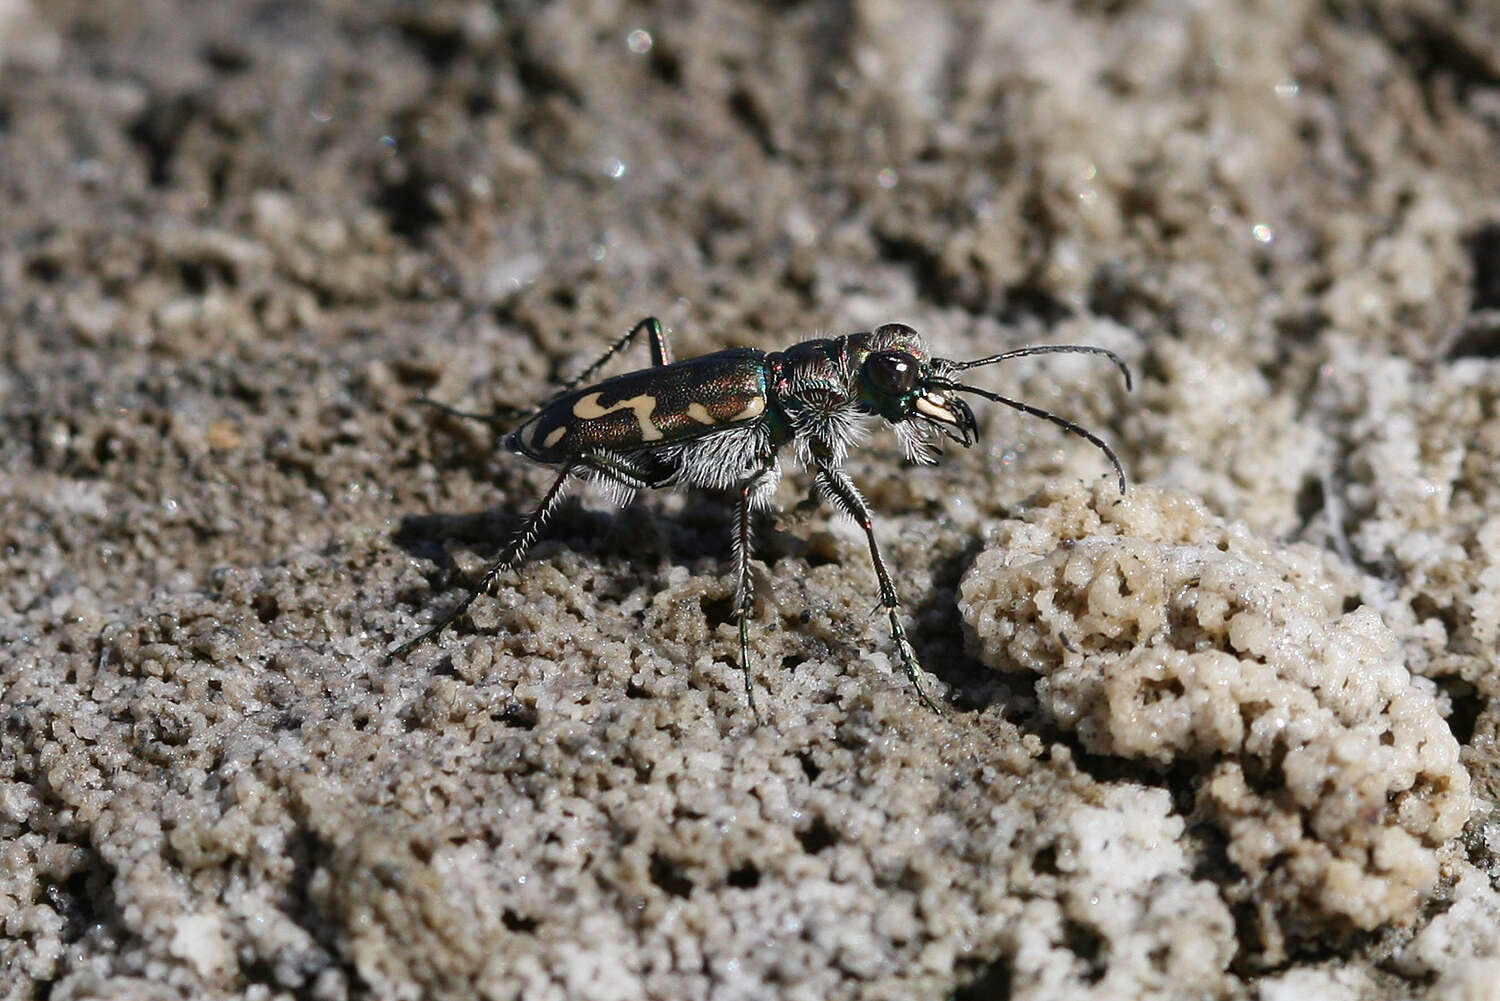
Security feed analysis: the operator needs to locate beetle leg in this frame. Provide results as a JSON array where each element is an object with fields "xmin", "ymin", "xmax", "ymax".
[
  {"xmin": 644, "ymin": 317, "xmax": 672, "ymax": 367},
  {"xmin": 733, "ymin": 464, "xmax": 778, "ymax": 722},
  {"xmin": 389, "ymin": 466, "xmax": 574, "ymax": 658},
  {"xmin": 417, "ymin": 318, "xmax": 673, "ymax": 428},
  {"xmin": 554, "ymin": 317, "xmax": 673, "ymax": 401},
  {"xmin": 811, "ymin": 462, "xmax": 942, "ymax": 713},
  {"xmin": 577, "ymin": 449, "xmax": 677, "ymax": 494}
]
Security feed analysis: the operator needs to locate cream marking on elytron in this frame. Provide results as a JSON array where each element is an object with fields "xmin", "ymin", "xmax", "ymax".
[
  {"xmin": 730, "ymin": 395, "xmax": 765, "ymax": 421},
  {"xmin": 572, "ymin": 391, "xmax": 663, "ymax": 440},
  {"xmin": 394, "ymin": 316, "xmax": 1131, "ymax": 721}
]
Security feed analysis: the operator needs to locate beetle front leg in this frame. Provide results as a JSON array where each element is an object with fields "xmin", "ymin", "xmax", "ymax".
[{"xmin": 812, "ymin": 463, "xmax": 942, "ymax": 713}]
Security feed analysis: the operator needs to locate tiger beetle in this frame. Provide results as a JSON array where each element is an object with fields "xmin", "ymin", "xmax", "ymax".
[{"xmin": 391, "ymin": 317, "xmax": 1131, "ymax": 718}]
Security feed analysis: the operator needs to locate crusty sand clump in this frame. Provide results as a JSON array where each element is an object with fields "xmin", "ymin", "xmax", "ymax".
[{"xmin": 959, "ymin": 481, "xmax": 1471, "ymax": 961}]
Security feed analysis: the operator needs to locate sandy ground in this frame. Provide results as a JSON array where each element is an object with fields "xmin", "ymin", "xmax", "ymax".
[{"xmin": 3, "ymin": 1, "xmax": 1499, "ymax": 998}]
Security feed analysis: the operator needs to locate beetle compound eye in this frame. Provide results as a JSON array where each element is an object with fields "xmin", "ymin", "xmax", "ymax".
[{"xmin": 865, "ymin": 352, "xmax": 919, "ymax": 396}]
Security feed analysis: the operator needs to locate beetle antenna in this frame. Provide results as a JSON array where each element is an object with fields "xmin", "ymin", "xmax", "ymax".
[
  {"xmin": 951, "ymin": 344, "xmax": 1132, "ymax": 391},
  {"xmin": 935, "ymin": 381, "xmax": 1127, "ymax": 493}
]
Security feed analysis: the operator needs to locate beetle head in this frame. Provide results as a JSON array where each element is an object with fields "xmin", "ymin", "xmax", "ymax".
[
  {"xmin": 851, "ymin": 323, "xmax": 1132, "ymax": 489},
  {"xmin": 851, "ymin": 324, "xmax": 980, "ymax": 458}
]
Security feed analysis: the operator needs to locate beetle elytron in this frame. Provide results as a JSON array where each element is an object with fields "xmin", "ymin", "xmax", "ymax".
[{"xmin": 391, "ymin": 317, "xmax": 1130, "ymax": 717}]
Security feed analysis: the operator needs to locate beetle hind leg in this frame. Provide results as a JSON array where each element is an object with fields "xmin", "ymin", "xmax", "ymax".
[
  {"xmin": 417, "ymin": 318, "xmax": 672, "ymax": 431},
  {"xmin": 389, "ymin": 466, "xmax": 573, "ymax": 659},
  {"xmin": 552, "ymin": 316, "xmax": 673, "ymax": 402}
]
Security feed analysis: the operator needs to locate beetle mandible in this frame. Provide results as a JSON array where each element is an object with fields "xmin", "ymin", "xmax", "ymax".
[{"xmin": 391, "ymin": 317, "xmax": 1131, "ymax": 717}]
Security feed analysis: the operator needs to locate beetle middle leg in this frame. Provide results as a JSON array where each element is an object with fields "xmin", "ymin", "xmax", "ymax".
[
  {"xmin": 811, "ymin": 462, "xmax": 943, "ymax": 712},
  {"xmin": 731, "ymin": 463, "xmax": 779, "ymax": 720}
]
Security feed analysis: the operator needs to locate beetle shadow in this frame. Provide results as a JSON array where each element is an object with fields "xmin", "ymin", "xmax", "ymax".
[
  {"xmin": 393, "ymin": 510, "xmax": 510, "ymax": 565},
  {"xmin": 393, "ymin": 500, "xmax": 670, "ymax": 569},
  {"xmin": 908, "ymin": 535, "xmax": 1041, "ymax": 720},
  {"xmin": 391, "ymin": 491, "xmax": 1038, "ymax": 719},
  {"xmin": 391, "ymin": 487, "xmax": 743, "ymax": 595}
]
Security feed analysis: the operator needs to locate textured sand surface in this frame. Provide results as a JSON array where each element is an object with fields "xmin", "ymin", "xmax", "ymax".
[{"xmin": 3, "ymin": 1, "xmax": 1499, "ymax": 999}]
